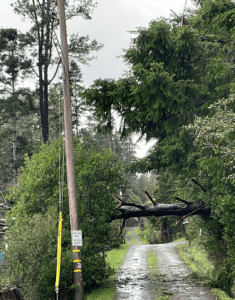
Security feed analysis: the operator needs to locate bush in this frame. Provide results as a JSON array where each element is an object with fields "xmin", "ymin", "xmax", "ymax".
[
  {"xmin": 5, "ymin": 139, "xmax": 124, "ymax": 297},
  {"xmin": 4, "ymin": 209, "xmax": 59, "ymax": 299}
]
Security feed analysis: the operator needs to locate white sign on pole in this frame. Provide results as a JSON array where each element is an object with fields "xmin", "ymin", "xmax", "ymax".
[{"xmin": 71, "ymin": 230, "xmax": 82, "ymax": 247}]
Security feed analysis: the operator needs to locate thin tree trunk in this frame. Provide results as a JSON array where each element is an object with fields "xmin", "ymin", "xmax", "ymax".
[
  {"xmin": 109, "ymin": 108, "xmax": 113, "ymax": 152},
  {"xmin": 12, "ymin": 108, "xmax": 17, "ymax": 188},
  {"xmin": 12, "ymin": 79, "xmax": 17, "ymax": 189}
]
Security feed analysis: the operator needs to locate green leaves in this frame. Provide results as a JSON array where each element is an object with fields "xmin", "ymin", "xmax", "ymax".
[
  {"xmin": 81, "ymin": 18, "xmax": 230, "ymax": 141},
  {"xmin": 6, "ymin": 138, "xmax": 125, "ymax": 294}
]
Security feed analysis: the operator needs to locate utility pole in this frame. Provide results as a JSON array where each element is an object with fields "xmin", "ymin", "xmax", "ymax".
[{"xmin": 57, "ymin": 1, "xmax": 84, "ymax": 299}]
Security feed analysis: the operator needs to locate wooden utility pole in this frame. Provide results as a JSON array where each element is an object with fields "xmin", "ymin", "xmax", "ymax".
[{"xmin": 57, "ymin": 1, "xmax": 84, "ymax": 299}]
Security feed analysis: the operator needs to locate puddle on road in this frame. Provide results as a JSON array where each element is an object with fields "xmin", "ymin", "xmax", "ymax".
[
  {"xmin": 116, "ymin": 232, "xmax": 215, "ymax": 300},
  {"xmin": 115, "ymin": 245, "xmax": 154, "ymax": 300}
]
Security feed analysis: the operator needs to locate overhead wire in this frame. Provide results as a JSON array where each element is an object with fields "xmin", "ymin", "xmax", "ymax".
[
  {"xmin": 55, "ymin": 60, "xmax": 64, "ymax": 300},
  {"xmin": 183, "ymin": 0, "xmax": 188, "ymax": 17},
  {"xmin": 35, "ymin": 0, "xmax": 70, "ymax": 83},
  {"xmin": 33, "ymin": 1, "xmax": 67, "ymax": 296}
]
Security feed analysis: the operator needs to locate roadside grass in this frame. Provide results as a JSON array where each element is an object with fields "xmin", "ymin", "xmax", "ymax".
[
  {"xmin": 135, "ymin": 228, "xmax": 149, "ymax": 244},
  {"xmin": 147, "ymin": 248, "xmax": 157, "ymax": 269},
  {"xmin": 106, "ymin": 242, "xmax": 129, "ymax": 272},
  {"xmin": 211, "ymin": 289, "xmax": 234, "ymax": 300},
  {"xmin": 84, "ymin": 241, "xmax": 130, "ymax": 300},
  {"xmin": 177, "ymin": 242, "xmax": 234, "ymax": 300},
  {"xmin": 177, "ymin": 242, "xmax": 213, "ymax": 278},
  {"xmin": 127, "ymin": 230, "xmax": 138, "ymax": 245},
  {"xmin": 173, "ymin": 237, "xmax": 186, "ymax": 242},
  {"xmin": 147, "ymin": 249, "xmax": 172, "ymax": 300}
]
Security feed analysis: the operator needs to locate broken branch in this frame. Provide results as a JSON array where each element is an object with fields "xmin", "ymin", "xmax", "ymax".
[
  {"xmin": 175, "ymin": 197, "xmax": 190, "ymax": 205},
  {"xmin": 192, "ymin": 179, "xmax": 207, "ymax": 193},
  {"xmin": 176, "ymin": 208, "xmax": 201, "ymax": 226},
  {"xmin": 119, "ymin": 219, "xmax": 126, "ymax": 236},
  {"xmin": 143, "ymin": 190, "xmax": 156, "ymax": 205},
  {"xmin": 113, "ymin": 195, "xmax": 145, "ymax": 210},
  {"xmin": 0, "ymin": 203, "xmax": 11, "ymax": 210}
]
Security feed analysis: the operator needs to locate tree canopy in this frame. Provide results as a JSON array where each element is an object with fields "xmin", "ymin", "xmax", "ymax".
[
  {"xmin": 81, "ymin": 15, "xmax": 234, "ymax": 140},
  {"xmin": 79, "ymin": 1, "xmax": 235, "ymax": 293}
]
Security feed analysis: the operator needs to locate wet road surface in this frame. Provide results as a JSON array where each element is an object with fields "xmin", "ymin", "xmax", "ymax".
[
  {"xmin": 154, "ymin": 242, "xmax": 216, "ymax": 300},
  {"xmin": 115, "ymin": 227, "xmax": 216, "ymax": 300},
  {"xmin": 115, "ymin": 238, "xmax": 153, "ymax": 299}
]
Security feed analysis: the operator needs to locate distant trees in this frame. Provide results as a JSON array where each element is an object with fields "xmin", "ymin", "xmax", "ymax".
[
  {"xmin": 0, "ymin": 28, "xmax": 36, "ymax": 188},
  {"xmin": 0, "ymin": 0, "xmax": 103, "ymax": 192},
  {"xmin": 11, "ymin": 0, "xmax": 102, "ymax": 143}
]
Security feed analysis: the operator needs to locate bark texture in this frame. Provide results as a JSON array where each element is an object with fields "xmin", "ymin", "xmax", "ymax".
[{"xmin": 112, "ymin": 201, "xmax": 211, "ymax": 221}]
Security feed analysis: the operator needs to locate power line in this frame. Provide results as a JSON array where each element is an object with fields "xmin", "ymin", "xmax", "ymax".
[
  {"xmin": 35, "ymin": 0, "xmax": 70, "ymax": 82},
  {"xmin": 183, "ymin": 0, "xmax": 188, "ymax": 18}
]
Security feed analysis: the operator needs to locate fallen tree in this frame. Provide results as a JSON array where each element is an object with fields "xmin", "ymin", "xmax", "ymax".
[
  {"xmin": 112, "ymin": 199, "xmax": 210, "ymax": 221},
  {"xmin": 111, "ymin": 181, "xmax": 211, "ymax": 233},
  {"xmin": 1, "ymin": 180, "xmax": 211, "ymax": 235}
]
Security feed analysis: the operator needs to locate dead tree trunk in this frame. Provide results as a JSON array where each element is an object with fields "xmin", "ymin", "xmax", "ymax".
[{"xmin": 112, "ymin": 200, "xmax": 210, "ymax": 221}]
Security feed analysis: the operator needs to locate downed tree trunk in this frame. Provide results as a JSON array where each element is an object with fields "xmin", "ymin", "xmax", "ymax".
[
  {"xmin": 0, "ymin": 286, "xmax": 24, "ymax": 300},
  {"xmin": 111, "ymin": 201, "xmax": 211, "ymax": 221},
  {"xmin": 0, "ymin": 204, "xmax": 11, "ymax": 210}
]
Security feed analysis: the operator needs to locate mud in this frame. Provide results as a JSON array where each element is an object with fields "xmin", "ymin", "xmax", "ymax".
[{"xmin": 115, "ymin": 227, "xmax": 216, "ymax": 300}]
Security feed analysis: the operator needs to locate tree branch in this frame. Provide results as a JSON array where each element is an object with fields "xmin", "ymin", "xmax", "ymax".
[
  {"xmin": 143, "ymin": 190, "xmax": 156, "ymax": 205},
  {"xmin": 119, "ymin": 219, "xmax": 126, "ymax": 236},
  {"xmin": 176, "ymin": 208, "xmax": 201, "ymax": 225},
  {"xmin": 48, "ymin": 57, "xmax": 61, "ymax": 85},
  {"xmin": 113, "ymin": 195, "xmax": 145, "ymax": 210},
  {"xmin": 192, "ymin": 179, "xmax": 207, "ymax": 193},
  {"xmin": 127, "ymin": 195, "xmax": 135, "ymax": 204},
  {"xmin": 0, "ymin": 203, "xmax": 11, "ymax": 210},
  {"xmin": 175, "ymin": 197, "xmax": 190, "ymax": 205}
]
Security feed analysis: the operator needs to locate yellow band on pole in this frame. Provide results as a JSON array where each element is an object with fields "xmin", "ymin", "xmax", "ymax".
[
  {"xmin": 55, "ymin": 212, "xmax": 63, "ymax": 288},
  {"xmin": 74, "ymin": 269, "xmax": 82, "ymax": 272},
  {"xmin": 73, "ymin": 249, "xmax": 80, "ymax": 252},
  {"xmin": 73, "ymin": 259, "xmax": 81, "ymax": 263}
]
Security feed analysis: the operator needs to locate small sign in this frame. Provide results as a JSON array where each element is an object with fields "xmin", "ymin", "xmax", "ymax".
[
  {"xmin": 71, "ymin": 230, "xmax": 82, "ymax": 247},
  {"xmin": 75, "ymin": 262, "xmax": 82, "ymax": 269}
]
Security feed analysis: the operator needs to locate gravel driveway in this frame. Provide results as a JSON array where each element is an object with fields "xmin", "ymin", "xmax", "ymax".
[{"xmin": 115, "ymin": 227, "xmax": 216, "ymax": 300}]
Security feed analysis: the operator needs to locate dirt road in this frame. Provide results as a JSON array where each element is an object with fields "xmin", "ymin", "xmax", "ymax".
[{"xmin": 115, "ymin": 227, "xmax": 216, "ymax": 300}]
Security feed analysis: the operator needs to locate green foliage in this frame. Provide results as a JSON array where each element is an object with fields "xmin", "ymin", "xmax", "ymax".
[
  {"xmin": 134, "ymin": 228, "xmax": 148, "ymax": 244},
  {"xmin": 178, "ymin": 236, "xmax": 234, "ymax": 299},
  {"xmin": 84, "ymin": 242, "xmax": 130, "ymax": 300},
  {"xmin": 81, "ymin": 16, "xmax": 233, "ymax": 141},
  {"xmin": 5, "ymin": 139, "xmax": 125, "ymax": 297},
  {"xmin": 211, "ymin": 288, "xmax": 234, "ymax": 300},
  {"xmin": 178, "ymin": 241, "xmax": 214, "ymax": 278},
  {"xmin": 3, "ymin": 208, "xmax": 59, "ymax": 299},
  {"xmin": 106, "ymin": 242, "xmax": 129, "ymax": 272},
  {"xmin": 81, "ymin": 79, "xmax": 117, "ymax": 134},
  {"xmin": 140, "ymin": 218, "xmax": 162, "ymax": 244},
  {"xmin": 0, "ymin": 28, "xmax": 38, "ymax": 189}
]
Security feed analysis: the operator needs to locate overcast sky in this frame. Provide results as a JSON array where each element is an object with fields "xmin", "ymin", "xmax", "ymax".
[{"xmin": 1, "ymin": 0, "xmax": 192, "ymax": 157}]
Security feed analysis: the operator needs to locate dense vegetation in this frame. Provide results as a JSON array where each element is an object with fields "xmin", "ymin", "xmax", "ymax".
[
  {"xmin": 2, "ymin": 0, "xmax": 235, "ymax": 298},
  {"xmin": 80, "ymin": 0, "xmax": 235, "ymax": 296}
]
